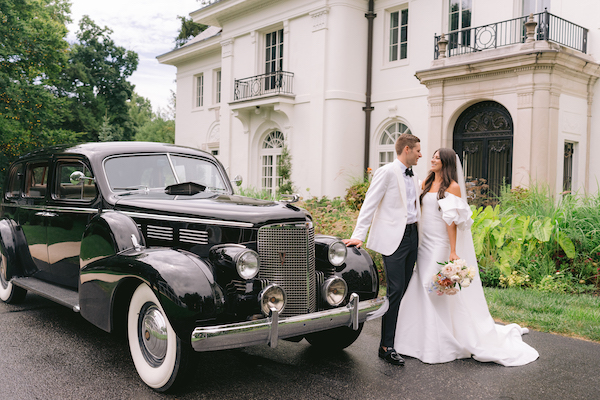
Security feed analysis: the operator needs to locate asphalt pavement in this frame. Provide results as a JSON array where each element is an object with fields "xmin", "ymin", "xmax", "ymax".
[{"xmin": 0, "ymin": 293, "xmax": 598, "ymax": 399}]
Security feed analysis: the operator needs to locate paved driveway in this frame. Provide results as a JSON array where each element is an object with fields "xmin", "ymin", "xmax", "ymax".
[{"xmin": 0, "ymin": 293, "xmax": 598, "ymax": 399}]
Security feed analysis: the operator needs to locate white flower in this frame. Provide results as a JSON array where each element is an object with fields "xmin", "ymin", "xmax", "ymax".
[
  {"xmin": 451, "ymin": 275, "xmax": 461, "ymax": 283},
  {"xmin": 461, "ymin": 278, "xmax": 471, "ymax": 288}
]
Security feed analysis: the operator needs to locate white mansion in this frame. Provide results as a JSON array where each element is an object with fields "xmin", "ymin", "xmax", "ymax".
[{"xmin": 158, "ymin": 0, "xmax": 600, "ymax": 199}]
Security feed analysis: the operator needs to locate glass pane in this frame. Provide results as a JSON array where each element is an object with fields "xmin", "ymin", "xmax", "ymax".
[
  {"xmin": 400, "ymin": 26, "xmax": 407, "ymax": 42},
  {"xmin": 462, "ymin": 10, "xmax": 471, "ymax": 28},
  {"xmin": 391, "ymin": 11, "xmax": 399, "ymax": 28},
  {"xmin": 462, "ymin": 0, "xmax": 472, "ymax": 10},
  {"xmin": 450, "ymin": 13, "xmax": 459, "ymax": 31},
  {"xmin": 390, "ymin": 45, "xmax": 398, "ymax": 61},
  {"xmin": 400, "ymin": 43, "xmax": 407, "ymax": 59},
  {"xmin": 450, "ymin": 0, "xmax": 460, "ymax": 13},
  {"xmin": 25, "ymin": 163, "xmax": 48, "ymax": 198},
  {"xmin": 401, "ymin": 9, "xmax": 408, "ymax": 25}
]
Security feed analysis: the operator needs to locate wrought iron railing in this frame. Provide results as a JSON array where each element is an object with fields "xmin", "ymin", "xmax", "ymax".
[
  {"xmin": 434, "ymin": 10, "xmax": 588, "ymax": 59},
  {"xmin": 233, "ymin": 71, "xmax": 294, "ymax": 101}
]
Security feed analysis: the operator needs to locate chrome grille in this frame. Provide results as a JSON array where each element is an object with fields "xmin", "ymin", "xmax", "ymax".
[
  {"xmin": 257, "ymin": 223, "xmax": 316, "ymax": 317},
  {"xmin": 147, "ymin": 225, "xmax": 173, "ymax": 241},
  {"xmin": 180, "ymin": 228, "xmax": 209, "ymax": 245}
]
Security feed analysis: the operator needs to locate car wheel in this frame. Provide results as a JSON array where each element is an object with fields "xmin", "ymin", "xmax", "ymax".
[
  {"xmin": 0, "ymin": 249, "xmax": 26, "ymax": 304},
  {"xmin": 305, "ymin": 323, "xmax": 364, "ymax": 350},
  {"xmin": 127, "ymin": 283, "xmax": 194, "ymax": 392}
]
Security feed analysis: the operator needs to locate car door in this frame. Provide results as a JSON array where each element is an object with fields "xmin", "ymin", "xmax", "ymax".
[
  {"xmin": 19, "ymin": 161, "xmax": 51, "ymax": 279},
  {"xmin": 46, "ymin": 158, "xmax": 99, "ymax": 289}
]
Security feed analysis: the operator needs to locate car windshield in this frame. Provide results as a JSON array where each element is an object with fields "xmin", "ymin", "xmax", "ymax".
[{"xmin": 104, "ymin": 154, "xmax": 228, "ymax": 192}]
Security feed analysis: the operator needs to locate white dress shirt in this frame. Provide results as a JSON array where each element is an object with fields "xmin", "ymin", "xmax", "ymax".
[{"xmin": 400, "ymin": 162, "xmax": 418, "ymax": 224}]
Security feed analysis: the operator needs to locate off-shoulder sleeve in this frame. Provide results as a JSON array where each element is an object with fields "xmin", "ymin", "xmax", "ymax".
[{"xmin": 438, "ymin": 193, "xmax": 473, "ymax": 230}]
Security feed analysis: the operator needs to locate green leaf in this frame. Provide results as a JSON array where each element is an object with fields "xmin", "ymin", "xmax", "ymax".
[
  {"xmin": 532, "ymin": 218, "xmax": 552, "ymax": 242},
  {"xmin": 557, "ymin": 231, "xmax": 577, "ymax": 259}
]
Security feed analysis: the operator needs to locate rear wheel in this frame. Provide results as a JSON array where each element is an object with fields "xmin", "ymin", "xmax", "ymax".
[
  {"xmin": 127, "ymin": 283, "xmax": 195, "ymax": 392},
  {"xmin": 0, "ymin": 250, "xmax": 26, "ymax": 304},
  {"xmin": 305, "ymin": 323, "xmax": 364, "ymax": 350}
]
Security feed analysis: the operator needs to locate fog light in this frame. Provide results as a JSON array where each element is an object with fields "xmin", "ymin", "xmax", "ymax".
[
  {"xmin": 322, "ymin": 277, "xmax": 347, "ymax": 306},
  {"xmin": 259, "ymin": 284, "xmax": 286, "ymax": 316}
]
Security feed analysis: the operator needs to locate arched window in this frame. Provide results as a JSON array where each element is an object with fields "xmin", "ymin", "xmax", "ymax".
[
  {"xmin": 260, "ymin": 130, "xmax": 285, "ymax": 194},
  {"xmin": 378, "ymin": 122, "xmax": 412, "ymax": 167}
]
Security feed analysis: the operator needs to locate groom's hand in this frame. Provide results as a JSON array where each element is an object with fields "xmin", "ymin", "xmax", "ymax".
[{"xmin": 343, "ymin": 238, "xmax": 362, "ymax": 248}]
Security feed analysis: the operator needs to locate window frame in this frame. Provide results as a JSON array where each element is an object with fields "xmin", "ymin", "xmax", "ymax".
[
  {"xmin": 195, "ymin": 73, "xmax": 204, "ymax": 108},
  {"xmin": 377, "ymin": 122, "xmax": 412, "ymax": 168},
  {"xmin": 260, "ymin": 130, "xmax": 285, "ymax": 195},
  {"xmin": 389, "ymin": 8, "xmax": 409, "ymax": 63}
]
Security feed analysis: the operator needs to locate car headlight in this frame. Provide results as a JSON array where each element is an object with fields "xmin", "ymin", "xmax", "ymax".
[
  {"xmin": 235, "ymin": 249, "xmax": 259, "ymax": 279},
  {"xmin": 322, "ymin": 277, "xmax": 347, "ymax": 306},
  {"xmin": 328, "ymin": 240, "xmax": 347, "ymax": 266},
  {"xmin": 259, "ymin": 284, "xmax": 286, "ymax": 316}
]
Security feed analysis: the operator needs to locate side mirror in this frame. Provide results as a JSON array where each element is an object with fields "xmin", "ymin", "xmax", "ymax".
[
  {"xmin": 232, "ymin": 175, "xmax": 243, "ymax": 187},
  {"xmin": 70, "ymin": 171, "xmax": 95, "ymax": 185}
]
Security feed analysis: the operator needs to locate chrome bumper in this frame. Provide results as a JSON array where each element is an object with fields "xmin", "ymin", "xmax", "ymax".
[{"xmin": 191, "ymin": 294, "xmax": 385, "ymax": 352}]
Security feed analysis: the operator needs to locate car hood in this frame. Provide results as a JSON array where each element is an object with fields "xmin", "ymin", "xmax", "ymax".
[{"xmin": 111, "ymin": 191, "xmax": 310, "ymax": 227}]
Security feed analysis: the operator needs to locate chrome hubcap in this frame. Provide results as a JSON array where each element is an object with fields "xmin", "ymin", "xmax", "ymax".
[{"xmin": 138, "ymin": 303, "xmax": 168, "ymax": 366}]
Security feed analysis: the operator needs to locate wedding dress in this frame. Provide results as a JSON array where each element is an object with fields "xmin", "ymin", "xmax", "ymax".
[{"xmin": 393, "ymin": 191, "xmax": 539, "ymax": 366}]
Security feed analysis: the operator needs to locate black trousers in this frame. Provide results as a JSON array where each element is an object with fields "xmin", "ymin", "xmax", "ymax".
[{"xmin": 380, "ymin": 222, "xmax": 418, "ymax": 348}]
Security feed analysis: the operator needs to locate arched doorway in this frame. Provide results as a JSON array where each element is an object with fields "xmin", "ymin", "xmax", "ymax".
[{"xmin": 453, "ymin": 101, "xmax": 513, "ymax": 197}]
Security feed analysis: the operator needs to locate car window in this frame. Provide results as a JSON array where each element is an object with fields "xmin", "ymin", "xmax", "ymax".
[
  {"xmin": 104, "ymin": 154, "xmax": 226, "ymax": 192},
  {"xmin": 24, "ymin": 162, "xmax": 48, "ymax": 198},
  {"xmin": 55, "ymin": 162, "xmax": 97, "ymax": 201},
  {"xmin": 170, "ymin": 155, "xmax": 227, "ymax": 191},
  {"xmin": 6, "ymin": 163, "xmax": 24, "ymax": 198},
  {"xmin": 104, "ymin": 154, "xmax": 177, "ymax": 190}
]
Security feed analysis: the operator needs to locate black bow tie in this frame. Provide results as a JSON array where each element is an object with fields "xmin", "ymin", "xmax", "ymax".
[{"xmin": 405, "ymin": 168, "xmax": 414, "ymax": 177}]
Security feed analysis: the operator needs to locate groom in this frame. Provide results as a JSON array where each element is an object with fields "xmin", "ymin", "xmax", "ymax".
[{"xmin": 343, "ymin": 133, "xmax": 421, "ymax": 365}]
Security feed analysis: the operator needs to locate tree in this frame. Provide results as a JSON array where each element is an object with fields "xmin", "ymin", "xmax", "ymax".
[
  {"xmin": 0, "ymin": 0, "xmax": 77, "ymax": 188},
  {"xmin": 128, "ymin": 92, "xmax": 153, "ymax": 136},
  {"xmin": 134, "ymin": 109, "xmax": 175, "ymax": 144},
  {"xmin": 58, "ymin": 15, "xmax": 139, "ymax": 141},
  {"xmin": 174, "ymin": 16, "xmax": 208, "ymax": 48}
]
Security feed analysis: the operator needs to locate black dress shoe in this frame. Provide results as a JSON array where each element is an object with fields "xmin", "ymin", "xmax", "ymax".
[{"xmin": 378, "ymin": 347, "xmax": 405, "ymax": 365}]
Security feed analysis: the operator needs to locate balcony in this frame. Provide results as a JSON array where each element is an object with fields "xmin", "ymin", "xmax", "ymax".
[
  {"xmin": 233, "ymin": 71, "xmax": 295, "ymax": 102},
  {"xmin": 434, "ymin": 10, "xmax": 588, "ymax": 60}
]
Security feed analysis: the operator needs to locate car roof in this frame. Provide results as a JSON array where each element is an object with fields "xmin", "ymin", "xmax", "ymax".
[{"xmin": 15, "ymin": 142, "xmax": 216, "ymax": 165}]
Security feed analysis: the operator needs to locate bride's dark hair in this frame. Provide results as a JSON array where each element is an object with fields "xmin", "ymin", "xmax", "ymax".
[{"xmin": 420, "ymin": 148, "xmax": 458, "ymax": 205}]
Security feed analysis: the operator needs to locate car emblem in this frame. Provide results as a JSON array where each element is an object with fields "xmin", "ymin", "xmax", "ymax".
[{"xmin": 279, "ymin": 252, "xmax": 286, "ymax": 266}]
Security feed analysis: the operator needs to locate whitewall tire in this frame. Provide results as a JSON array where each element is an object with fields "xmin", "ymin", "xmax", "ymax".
[
  {"xmin": 0, "ymin": 251, "xmax": 26, "ymax": 304},
  {"xmin": 127, "ymin": 283, "xmax": 192, "ymax": 392}
]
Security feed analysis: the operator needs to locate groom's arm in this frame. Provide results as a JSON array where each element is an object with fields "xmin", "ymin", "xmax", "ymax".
[{"xmin": 346, "ymin": 166, "xmax": 389, "ymax": 247}]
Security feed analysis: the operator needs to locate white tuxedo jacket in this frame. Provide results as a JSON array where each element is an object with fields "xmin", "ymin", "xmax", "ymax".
[{"xmin": 351, "ymin": 159, "xmax": 421, "ymax": 256}]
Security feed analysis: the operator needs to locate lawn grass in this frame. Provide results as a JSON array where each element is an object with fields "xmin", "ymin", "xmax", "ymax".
[{"xmin": 484, "ymin": 287, "xmax": 600, "ymax": 342}]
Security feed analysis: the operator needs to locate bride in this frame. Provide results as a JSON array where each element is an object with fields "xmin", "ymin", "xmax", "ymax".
[{"xmin": 393, "ymin": 148, "xmax": 539, "ymax": 366}]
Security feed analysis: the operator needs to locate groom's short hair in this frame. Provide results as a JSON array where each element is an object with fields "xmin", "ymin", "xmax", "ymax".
[{"xmin": 395, "ymin": 133, "xmax": 420, "ymax": 155}]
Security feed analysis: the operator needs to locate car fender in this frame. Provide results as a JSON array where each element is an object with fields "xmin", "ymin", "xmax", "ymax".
[
  {"xmin": 79, "ymin": 212, "xmax": 223, "ymax": 341},
  {"xmin": 314, "ymin": 235, "xmax": 379, "ymax": 300},
  {"xmin": 0, "ymin": 218, "xmax": 34, "ymax": 279}
]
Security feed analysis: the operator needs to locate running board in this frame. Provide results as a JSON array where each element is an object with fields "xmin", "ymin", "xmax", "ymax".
[{"xmin": 12, "ymin": 277, "xmax": 80, "ymax": 312}]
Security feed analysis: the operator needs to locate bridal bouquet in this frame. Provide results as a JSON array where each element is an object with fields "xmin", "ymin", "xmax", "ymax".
[{"xmin": 429, "ymin": 259, "xmax": 477, "ymax": 296}]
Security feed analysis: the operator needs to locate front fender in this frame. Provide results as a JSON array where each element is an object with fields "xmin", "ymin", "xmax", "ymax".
[
  {"xmin": 0, "ymin": 219, "xmax": 34, "ymax": 279},
  {"xmin": 338, "ymin": 245, "xmax": 379, "ymax": 299},
  {"xmin": 79, "ymin": 212, "xmax": 223, "ymax": 341}
]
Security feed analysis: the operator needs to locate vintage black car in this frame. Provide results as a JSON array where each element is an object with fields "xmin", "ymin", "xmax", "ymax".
[{"xmin": 0, "ymin": 142, "xmax": 382, "ymax": 391}]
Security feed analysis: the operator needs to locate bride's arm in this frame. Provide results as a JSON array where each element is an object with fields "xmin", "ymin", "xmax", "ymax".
[{"xmin": 445, "ymin": 181, "xmax": 462, "ymax": 261}]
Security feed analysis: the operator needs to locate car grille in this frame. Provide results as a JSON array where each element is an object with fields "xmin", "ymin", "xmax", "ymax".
[{"xmin": 257, "ymin": 223, "xmax": 316, "ymax": 318}]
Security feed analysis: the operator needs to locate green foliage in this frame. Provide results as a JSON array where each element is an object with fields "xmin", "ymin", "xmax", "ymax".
[
  {"xmin": 276, "ymin": 145, "xmax": 294, "ymax": 195},
  {"xmin": 57, "ymin": 15, "xmax": 138, "ymax": 141},
  {"xmin": 344, "ymin": 168, "xmax": 372, "ymax": 211},
  {"xmin": 472, "ymin": 185, "xmax": 600, "ymax": 293},
  {"xmin": 174, "ymin": 16, "xmax": 208, "ymax": 48},
  {"xmin": 134, "ymin": 114, "xmax": 175, "ymax": 143}
]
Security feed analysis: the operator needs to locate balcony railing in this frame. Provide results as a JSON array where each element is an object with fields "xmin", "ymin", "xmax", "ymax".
[
  {"xmin": 434, "ymin": 10, "xmax": 588, "ymax": 59},
  {"xmin": 233, "ymin": 71, "xmax": 294, "ymax": 102}
]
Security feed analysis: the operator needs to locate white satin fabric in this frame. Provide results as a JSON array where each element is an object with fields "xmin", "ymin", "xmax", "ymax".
[{"xmin": 394, "ymin": 192, "xmax": 539, "ymax": 366}]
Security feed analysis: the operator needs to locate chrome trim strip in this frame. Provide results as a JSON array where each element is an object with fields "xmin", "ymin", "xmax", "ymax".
[
  {"xmin": 46, "ymin": 206, "xmax": 99, "ymax": 214},
  {"xmin": 105, "ymin": 210, "xmax": 254, "ymax": 228},
  {"xmin": 190, "ymin": 296, "xmax": 384, "ymax": 352}
]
